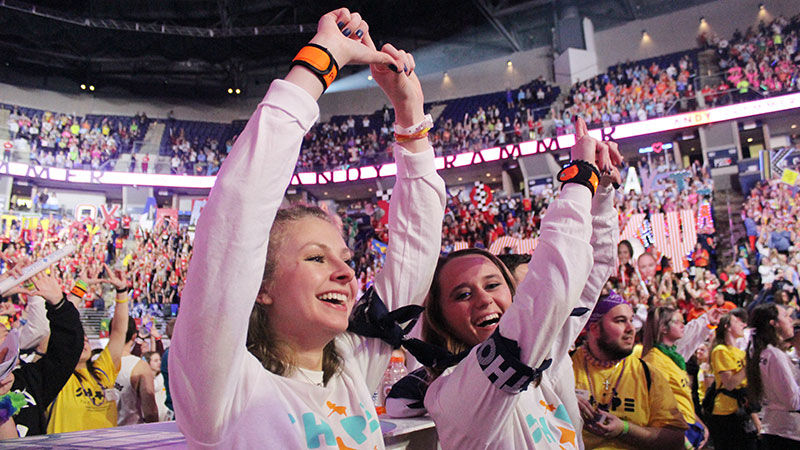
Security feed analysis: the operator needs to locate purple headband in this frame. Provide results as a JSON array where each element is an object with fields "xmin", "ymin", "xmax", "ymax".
[{"xmin": 586, "ymin": 290, "xmax": 630, "ymax": 327}]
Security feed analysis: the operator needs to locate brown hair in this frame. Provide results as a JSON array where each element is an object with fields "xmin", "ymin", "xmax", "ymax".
[
  {"xmin": 745, "ymin": 304, "xmax": 782, "ymax": 405},
  {"xmin": 714, "ymin": 308, "xmax": 748, "ymax": 348},
  {"xmin": 246, "ymin": 205, "xmax": 342, "ymax": 384},
  {"xmin": 641, "ymin": 306, "xmax": 679, "ymax": 356},
  {"xmin": 422, "ymin": 248, "xmax": 517, "ymax": 366}
]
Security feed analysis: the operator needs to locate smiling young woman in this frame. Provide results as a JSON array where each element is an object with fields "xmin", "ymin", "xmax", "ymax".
[
  {"xmin": 386, "ymin": 118, "xmax": 626, "ymax": 449},
  {"xmin": 168, "ymin": 9, "xmax": 445, "ymax": 448}
]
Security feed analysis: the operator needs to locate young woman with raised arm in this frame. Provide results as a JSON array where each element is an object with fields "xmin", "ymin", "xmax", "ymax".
[{"xmin": 169, "ymin": 8, "xmax": 445, "ymax": 448}]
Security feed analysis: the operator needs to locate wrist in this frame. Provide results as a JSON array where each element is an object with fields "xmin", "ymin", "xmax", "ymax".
[
  {"xmin": 394, "ymin": 107, "xmax": 426, "ymax": 129},
  {"xmin": 47, "ymin": 294, "xmax": 67, "ymax": 310},
  {"xmin": 308, "ymin": 36, "xmax": 344, "ymax": 68},
  {"xmin": 615, "ymin": 420, "xmax": 630, "ymax": 439}
]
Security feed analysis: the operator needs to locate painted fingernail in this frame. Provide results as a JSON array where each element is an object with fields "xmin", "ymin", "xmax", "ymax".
[
  {"xmin": 337, "ymin": 21, "xmax": 345, "ymax": 29},
  {"xmin": 356, "ymin": 29, "xmax": 363, "ymax": 38},
  {"xmin": 342, "ymin": 28, "xmax": 351, "ymax": 37},
  {"xmin": 404, "ymin": 65, "xmax": 408, "ymax": 74},
  {"xmin": 388, "ymin": 64, "xmax": 398, "ymax": 72}
]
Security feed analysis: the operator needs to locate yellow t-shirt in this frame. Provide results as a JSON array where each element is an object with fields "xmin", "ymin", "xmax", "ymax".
[
  {"xmin": 572, "ymin": 346, "xmax": 687, "ymax": 450},
  {"xmin": 710, "ymin": 344, "xmax": 746, "ymax": 416},
  {"xmin": 697, "ymin": 364, "xmax": 713, "ymax": 403},
  {"xmin": 642, "ymin": 347, "xmax": 695, "ymax": 424},
  {"xmin": 47, "ymin": 347, "xmax": 120, "ymax": 433}
]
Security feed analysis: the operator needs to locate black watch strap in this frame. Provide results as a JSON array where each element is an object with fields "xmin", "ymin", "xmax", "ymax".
[{"xmin": 557, "ymin": 160, "xmax": 600, "ymax": 196}]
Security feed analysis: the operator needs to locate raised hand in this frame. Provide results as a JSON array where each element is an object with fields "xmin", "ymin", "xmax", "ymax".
[
  {"xmin": 706, "ymin": 307, "xmax": 723, "ymax": 325},
  {"xmin": 28, "ymin": 269, "xmax": 64, "ymax": 305},
  {"xmin": 367, "ymin": 40, "xmax": 424, "ymax": 128},
  {"xmin": 571, "ymin": 117, "xmax": 599, "ymax": 169},
  {"xmin": 572, "ymin": 117, "xmax": 624, "ymax": 181},
  {"xmin": 98, "ymin": 263, "xmax": 128, "ymax": 291},
  {"xmin": 308, "ymin": 8, "xmax": 395, "ymax": 69}
]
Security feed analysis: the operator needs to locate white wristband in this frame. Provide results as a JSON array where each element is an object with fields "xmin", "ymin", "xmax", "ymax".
[{"xmin": 394, "ymin": 114, "xmax": 433, "ymax": 135}]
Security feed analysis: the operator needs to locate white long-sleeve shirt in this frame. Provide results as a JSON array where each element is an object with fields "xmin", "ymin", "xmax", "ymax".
[
  {"xmin": 425, "ymin": 183, "xmax": 597, "ymax": 450},
  {"xmin": 169, "ymin": 79, "xmax": 445, "ymax": 449},
  {"xmin": 19, "ymin": 295, "xmax": 49, "ymax": 351},
  {"xmin": 759, "ymin": 345, "xmax": 800, "ymax": 441},
  {"xmin": 676, "ymin": 313, "xmax": 713, "ymax": 361},
  {"xmin": 547, "ymin": 184, "xmax": 619, "ymax": 450},
  {"xmin": 386, "ymin": 186, "xmax": 618, "ymax": 450}
]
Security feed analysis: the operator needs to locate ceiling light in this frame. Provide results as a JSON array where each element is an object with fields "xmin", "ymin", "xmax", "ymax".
[
  {"xmin": 227, "ymin": 88, "xmax": 233, "ymax": 94},
  {"xmin": 486, "ymin": 173, "xmax": 491, "ymax": 177},
  {"xmin": 235, "ymin": 88, "xmax": 241, "ymax": 95},
  {"xmin": 367, "ymin": 75, "xmax": 373, "ymax": 81},
  {"xmin": 747, "ymin": 137, "xmax": 754, "ymax": 142},
  {"xmin": 89, "ymin": 85, "xmax": 95, "ymax": 91},
  {"xmin": 80, "ymin": 84, "xmax": 86, "ymax": 90},
  {"xmin": 457, "ymin": 177, "xmax": 463, "ymax": 181},
  {"xmin": 791, "ymin": 124, "xmax": 797, "ymax": 129}
]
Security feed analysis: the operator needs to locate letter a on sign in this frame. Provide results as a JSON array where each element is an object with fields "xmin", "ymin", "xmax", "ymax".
[{"xmin": 623, "ymin": 167, "xmax": 642, "ymax": 194}]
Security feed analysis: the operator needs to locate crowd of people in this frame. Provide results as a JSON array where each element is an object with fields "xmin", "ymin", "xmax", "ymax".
[
  {"xmin": 162, "ymin": 127, "xmax": 231, "ymax": 176},
  {"xmin": 0, "ymin": 8, "xmax": 796, "ymax": 449},
  {"xmin": 551, "ymin": 54, "xmax": 698, "ymax": 135},
  {"xmin": 0, "ymin": 212, "xmax": 188, "ymax": 322},
  {"xmin": 0, "ymin": 133, "xmax": 793, "ymax": 447},
  {"xmin": 4, "ymin": 108, "xmax": 148, "ymax": 170},
  {"xmin": 700, "ymin": 14, "xmax": 800, "ymax": 105},
  {"xmin": 3, "ymin": 17, "xmax": 799, "ymax": 180}
]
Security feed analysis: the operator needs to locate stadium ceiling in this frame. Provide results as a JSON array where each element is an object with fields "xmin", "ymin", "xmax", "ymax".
[{"xmin": 0, "ymin": 0, "xmax": 714, "ymax": 99}]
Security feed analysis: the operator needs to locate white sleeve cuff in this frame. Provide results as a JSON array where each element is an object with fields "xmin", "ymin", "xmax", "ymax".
[
  {"xmin": 262, "ymin": 79, "xmax": 320, "ymax": 131},
  {"xmin": 394, "ymin": 143, "xmax": 436, "ymax": 179},
  {"xmin": 560, "ymin": 183, "xmax": 593, "ymax": 211}
]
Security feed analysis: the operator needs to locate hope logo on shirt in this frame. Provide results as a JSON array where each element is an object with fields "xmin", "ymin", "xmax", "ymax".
[{"xmin": 289, "ymin": 401, "xmax": 381, "ymax": 449}]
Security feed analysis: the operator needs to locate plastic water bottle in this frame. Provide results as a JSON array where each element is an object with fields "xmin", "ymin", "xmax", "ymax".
[{"xmin": 378, "ymin": 353, "xmax": 408, "ymax": 414}]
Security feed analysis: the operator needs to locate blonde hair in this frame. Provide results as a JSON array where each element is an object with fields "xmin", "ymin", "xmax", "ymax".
[{"xmin": 246, "ymin": 205, "xmax": 342, "ymax": 383}]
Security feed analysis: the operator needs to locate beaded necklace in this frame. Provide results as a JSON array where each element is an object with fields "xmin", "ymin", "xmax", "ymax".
[{"xmin": 583, "ymin": 350, "xmax": 626, "ymax": 412}]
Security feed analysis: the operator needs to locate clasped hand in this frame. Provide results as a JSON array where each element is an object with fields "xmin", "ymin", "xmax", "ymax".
[{"xmin": 309, "ymin": 9, "xmax": 424, "ymax": 126}]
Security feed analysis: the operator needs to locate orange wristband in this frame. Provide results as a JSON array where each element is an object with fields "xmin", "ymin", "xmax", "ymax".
[
  {"xmin": 557, "ymin": 160, "xmax": 599, "ymax": 196},
  {"xmin": 395, "ymin": 127, "xmax": 431, "ymax": 143},
  {"xmin": 291, "ymin": 44, "xmax": 339, "ymax": 91}
]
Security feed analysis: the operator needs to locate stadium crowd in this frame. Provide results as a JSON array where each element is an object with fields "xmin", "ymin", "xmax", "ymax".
[
  {"xmin": 162, "ymin": 128, "xmax": 226, "ymax": 176},
  {"xmin": 700, "ymin": 13, "xmax": 800, "ymax": 105},
  {"xmin": 551, "ymin": 54, "xmax": 698, "ymax": 136},
  {"xmin": 1, "ymin": 154, "xmax": 796, "ymax": 423},
  {"xmin": 0, "ymin": 8, "xmax": 797, "ymax": 448},
  {"xmin": 3, "ymin": 16, "xmax": 799, "ymax": 180},
  {"xmin": 5, "ymin": 109, "xmax": 148, "ymax": 170},
  {"xmin": 0, "ymin": 126, "xmax": 795, "ymax": 448}
]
